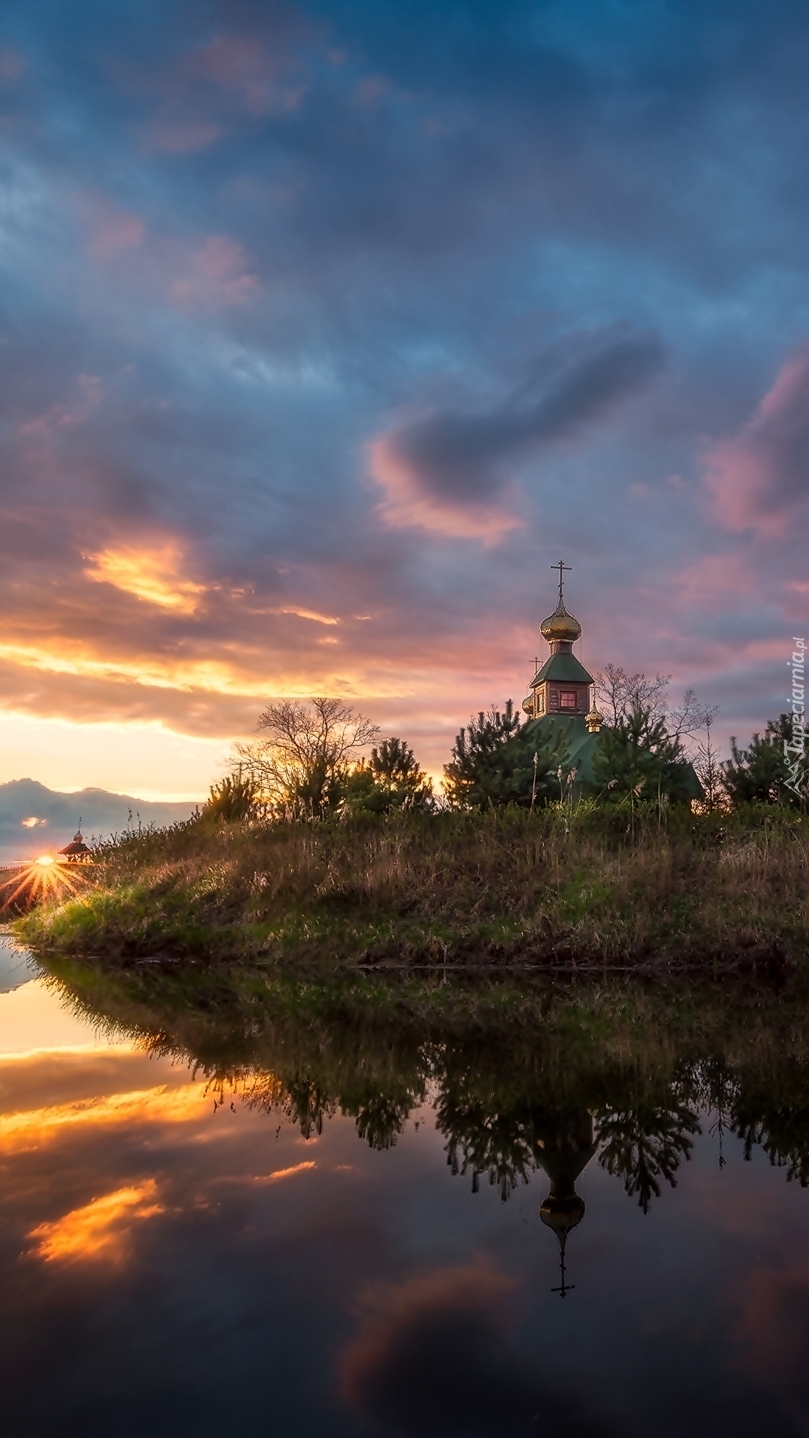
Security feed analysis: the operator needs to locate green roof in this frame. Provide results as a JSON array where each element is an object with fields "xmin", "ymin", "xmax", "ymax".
[
  {"xmin": 531, "ymin": 651, "xmax": 594, "ymax": 688},
  {"xmin": 523, "ymin": 713, "xmax": 704, "ymax": 797},
  {"xmin": 524, "ymin": 713, "xmax": 602, "ymax": 783}
]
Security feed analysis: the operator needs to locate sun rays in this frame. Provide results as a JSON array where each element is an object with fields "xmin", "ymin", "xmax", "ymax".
[{"xmin": 0, "ymin": 855, "xmax": 89, "ymax": 913}]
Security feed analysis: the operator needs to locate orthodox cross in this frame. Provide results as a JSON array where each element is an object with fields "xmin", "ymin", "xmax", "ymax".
[
  {"xmin": 552, "ymin": 560, "xmax": 571, "ymax": 603},
  {"xmin": 551, "ymin": 1233, "xmax": 575, "ymax": 1299}
]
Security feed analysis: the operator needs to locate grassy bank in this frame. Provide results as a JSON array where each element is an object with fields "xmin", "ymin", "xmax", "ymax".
[{"xmin": 16, "ymin": 804, "xmax": 809, "ymax": 970}]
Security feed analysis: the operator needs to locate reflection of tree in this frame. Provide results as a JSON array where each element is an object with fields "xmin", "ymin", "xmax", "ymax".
[
  {"xmin": 245, "ymin": 1072, "xmax": 337, "ymax": 1139},
  {"xmin": 244, "ymin": 1065, "xmax": 425, "ymax": 1151},
  {"xmin": 438, "ymin": 1096, "xmax": 539, "ymax": 1200},
  {"xmin": 733, "ymin": 1114, "xmax": 809, "ymax": 1186},
  {"xmin": 596, "ymin": 1097, "xmax": 700, "ymax": 1213},
  {"xmin": 731, "ymin": 1064, "xmax": 809, "ymax": 1187},
  {"xmin": 37, "ymin": 955, "xmax": 809, "ymax": 1213},
  {"xmin": 351, "ymin": 1089, "xmax": 421, "ymax": 1150}
]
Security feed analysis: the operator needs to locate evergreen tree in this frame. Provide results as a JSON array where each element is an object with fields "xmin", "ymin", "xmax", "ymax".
[
  {"xmin": 444, "ymin": 701, "xmax": 565, "ymax": 809},
  {"xmin": 342, "ymin": 737, "xmax": 433, "ymax": 814},
  {"xmin": 722, "ymin": 715, "xmax": 806, "ymax": 808},
  {"xmin": 201, "ymin": 770, "xmax": 263, "ymax": 822},
  {"xmin": 591, "ymin": 701, "xmax": 698, "ymax": 804}
]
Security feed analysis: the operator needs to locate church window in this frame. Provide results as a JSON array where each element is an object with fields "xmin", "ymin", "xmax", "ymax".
[{"xmin": 560, "ymin": 690, "xmax": 577, "ymax": 709}]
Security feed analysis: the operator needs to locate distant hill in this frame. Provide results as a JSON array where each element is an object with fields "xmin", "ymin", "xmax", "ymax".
[{"xmin": 0, "ymin": 779, "xmax": 198, "ymax": 864}]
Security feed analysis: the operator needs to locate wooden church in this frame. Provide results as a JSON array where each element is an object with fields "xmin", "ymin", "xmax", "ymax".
[{"xmin": 522, "ymin": 562, "xmax": 701, "ymax": 800}]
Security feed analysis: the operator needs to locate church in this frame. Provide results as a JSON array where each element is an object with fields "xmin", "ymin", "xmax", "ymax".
[{"xmin": 521, "ymin": 562, "xmax": 702, "ymax": 801}]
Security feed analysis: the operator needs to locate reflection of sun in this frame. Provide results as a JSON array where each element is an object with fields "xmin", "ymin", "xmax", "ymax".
[{"xmin": 0, "ymin": 855, "xmax": 88, "ymax": 912}]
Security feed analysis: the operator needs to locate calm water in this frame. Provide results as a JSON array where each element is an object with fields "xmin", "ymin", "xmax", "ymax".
[{"xmin": 2, "ymin": 941, "xmax": 809, "ymax": 1437}]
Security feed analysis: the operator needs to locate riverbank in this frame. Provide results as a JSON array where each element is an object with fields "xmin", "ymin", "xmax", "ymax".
[{"xmin": 15, "ymin": 806, "xmax": 809, "ymax": 971}]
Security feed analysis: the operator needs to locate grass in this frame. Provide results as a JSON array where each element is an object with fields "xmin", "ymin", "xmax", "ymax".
[{"xmin": 14, "ymin": 802, "xmax": 809, "ymax": 971}]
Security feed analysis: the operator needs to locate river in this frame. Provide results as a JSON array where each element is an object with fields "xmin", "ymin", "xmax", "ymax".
[{"xmin": 1, "ymin": 934, "xmax": 808, "ymax": 1437}]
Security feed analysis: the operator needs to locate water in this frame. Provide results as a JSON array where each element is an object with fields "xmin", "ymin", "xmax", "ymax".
[{"xmin": 2, "ymin": 953, "xmax": 809, "ymax": 1437}]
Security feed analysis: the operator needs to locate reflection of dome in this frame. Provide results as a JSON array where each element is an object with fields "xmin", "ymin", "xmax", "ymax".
[
  {"xmin": 535, "ymin": 1113, "xmax": 596, "ymax": 1296},
  {"xmin": 540, "ymin": 1192, "xmax": 585, "ymax": 1237},
  {"xmin": 540, "ymin": 600, "xmax": 582, "ymax": 645}
]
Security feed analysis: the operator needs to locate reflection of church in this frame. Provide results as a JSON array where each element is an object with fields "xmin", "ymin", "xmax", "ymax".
[{"xmin": 534, "ymin": 1113, "xmax": 597, "ymax": 1297}]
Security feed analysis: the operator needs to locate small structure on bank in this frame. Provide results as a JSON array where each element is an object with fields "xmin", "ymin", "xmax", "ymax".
[{"xmin": 58, "ymin": 826, "xmax": 92, "ymax": 862}]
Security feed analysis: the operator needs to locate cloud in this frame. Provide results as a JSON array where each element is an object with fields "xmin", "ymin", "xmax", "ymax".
[
  {"xmin": 75, "ymin": 192, "xmax": 146, "ymax": 260},
  {"xmin": 371, "ymin": 333, "xmax": 666, "ymax": 539},
  {"xmin": 169, "ymin": 235, "xmax": 260, "ymax": 309},
  {"xmin": 27, "ymin": 1181, "xmax": 164, "ymax": 1265},
  {"xmin": 704, "ymin": 348, "xmax": 809, "ymax": 535},
  {"xmin": 83, "ymin": 542, "xmax": 207, "ymax": 612},
  {"xmin": 189, "ymin": 34, "xmax": 306, "ymax": 117},
  {"xmin": 339, "ymin": 1261, "xmax": 609, "ymax": 1436}
]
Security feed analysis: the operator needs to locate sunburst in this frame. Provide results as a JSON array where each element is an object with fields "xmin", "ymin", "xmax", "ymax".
[{"xmin": 0, "ymin": 854, "xmax": 89, "ymax": 912}]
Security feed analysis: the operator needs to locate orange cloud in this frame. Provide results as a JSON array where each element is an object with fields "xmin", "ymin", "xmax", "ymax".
[
  {"xmin": 28, "ymin": 1180, "xmax": 163, "ymax": 1265},
  {"xmin": 83, "ymin": 543, "xmax": 207, "ymax": 613}
]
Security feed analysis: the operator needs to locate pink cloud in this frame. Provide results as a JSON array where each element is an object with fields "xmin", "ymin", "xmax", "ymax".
[
  {"xmin": 0, "ymin": 46, "xmax": 24, "ymax": 82},
  {"xmin": 190, "ymin": 35, "xmax": 306, "ymax": 117},
  {"xmin": 76, "ymin": 193, "xmax": 145, "ymax": 260},
  {"xmin": 369, "ymin": 434, "xmax": 523, "ymax": 544},
  {"xmin": 20, "ymin": 375, "xmax": 103, "ymax": 437},
  {"xmin": 674, "ymin": 552, "xmax": 752, "ymax": 607},
  {"xmin": 704, "ymin": 347, "xmax": 809, "ymax": 535},
  {"xmin": 339, "ymin": 1260, "xmax": 518, "ymax": 1406},
  {"xmin": 169, "ymin": 235, "xmax": 260, "ymax": 309},
  {"xmin": 148, "ymin": 121, "xmax": 222, "ymax": 155}
]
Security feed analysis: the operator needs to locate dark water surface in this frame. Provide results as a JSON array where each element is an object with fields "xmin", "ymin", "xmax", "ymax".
[{"xmin": 2, "ymin": 946, "xmax": 809, "ymax": 1437}]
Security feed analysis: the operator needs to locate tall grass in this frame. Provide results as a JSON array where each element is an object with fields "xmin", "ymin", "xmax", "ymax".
[{"xmin": 16, "ymin": 802, "xmax": 809, "ymax": 969}]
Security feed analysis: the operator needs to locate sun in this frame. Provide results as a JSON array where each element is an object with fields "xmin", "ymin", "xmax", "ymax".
[{"xmin": 0, "ymin": 854, "xmax": 89, "ymax": 912}]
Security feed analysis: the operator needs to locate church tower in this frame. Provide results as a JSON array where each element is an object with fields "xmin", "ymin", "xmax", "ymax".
[{"xmin": 523, "ymin": 561, "xmax": 597, "ymax": 723}]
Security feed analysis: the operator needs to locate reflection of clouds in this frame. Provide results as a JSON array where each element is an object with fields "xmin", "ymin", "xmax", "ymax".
[
  {"xmin": 732, "ymin": 1262, "xmax": 809, "ymax": 1406},
  {"xmin": 252, "ymin": 1161, "xmax": 316, "ymax": 1183},
  {"xmin": 0, "ymin": 1082, "xmax": 208, "ymax": 1152},
  {"xmin": 339, "ymin": 1261, "xmax": 608, "ymax": 1436},
  {"xmin": 27, "ymin": 1180, "xmax": 163, "ymax": 1265}
]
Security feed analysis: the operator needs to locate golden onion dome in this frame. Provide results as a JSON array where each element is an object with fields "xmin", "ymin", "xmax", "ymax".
[{"xmin": 540, "ymin": 600, "xmax": 582, "ymax": 645}]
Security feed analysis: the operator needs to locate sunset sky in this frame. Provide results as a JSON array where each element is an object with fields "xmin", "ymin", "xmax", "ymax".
[{"xmin": 1, "ymin": 0, "xmax": 807, "ymax": 798}]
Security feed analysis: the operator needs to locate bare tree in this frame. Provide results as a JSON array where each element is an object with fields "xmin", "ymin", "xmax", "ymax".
[
  {"xmin": 595, "ymin": 664, "xmax": 671, "ymax": 726},
  {"xmin": 235, "ymin": 698, "xmax": 379, "ymax": 818},
  {"xmin": 668, "ymin": 688, "xmax": 707, "ymax": 742},
  {"xmin": 693, "ymin": 705, "xmax": 723, "ymax": 811}
]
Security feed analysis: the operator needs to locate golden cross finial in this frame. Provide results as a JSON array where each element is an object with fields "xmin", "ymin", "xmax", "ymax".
[{"xmin": 552, "ymin": 560, "xmax": 571, "ymax": 603}]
